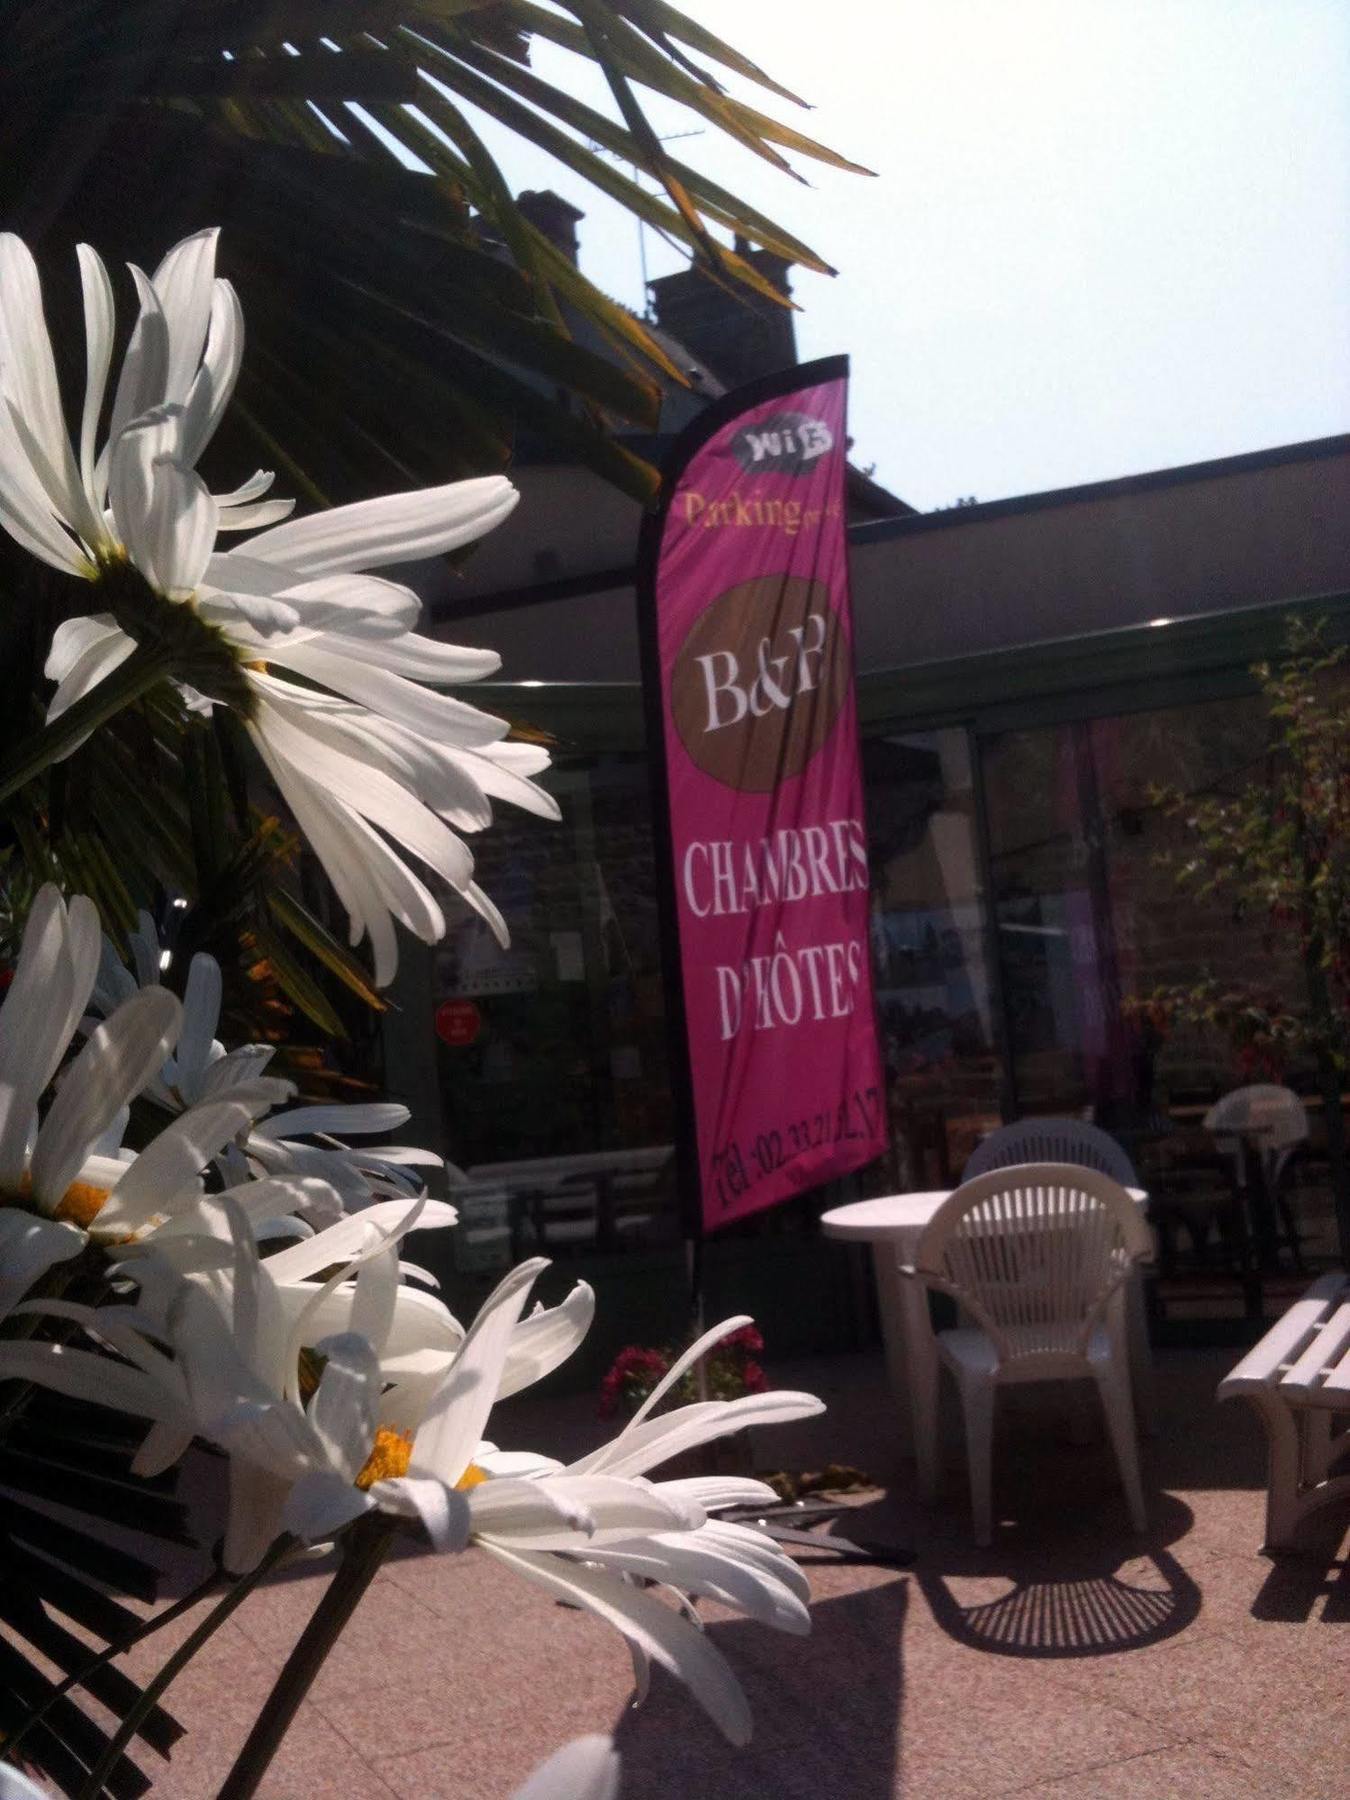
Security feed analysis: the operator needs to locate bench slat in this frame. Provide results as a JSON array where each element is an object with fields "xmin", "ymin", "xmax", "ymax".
[
  {"xmin": 1280, "ymin": 1302, "xmax": 1350, "ymax": 1398},
  {"xmin": 1321, "ymin": 1339, "xmax": 1350, "ymax": 1395},
  {"xmin": 1219, "ymin": 1272, "xmax": 1349, "ymax": 1395}
]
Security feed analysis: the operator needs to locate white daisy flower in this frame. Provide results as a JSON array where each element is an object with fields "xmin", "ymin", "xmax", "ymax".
[
  {"xmin": 1, "ymin": 228, "xmax": 554, "ymax": 982},
  {"xmin": 0, "ymin": 886, "xmax": 294, "ymax": 1321},
  {"xmin": 363, "ymin": 1277, "xmax": 820, "ymax": 1744},
  {"xmin": 0, "ymin": 1188, "xmax": 454, "ymax": 1572},
  {"xmin": 123, "ymin": 1198, "xmax": 587, "ymax": 1442},
  {"xmin": 4, "ymin": 1207, "xmax": 819, "ymax": 1740},
  {"xmin": 294, "ymin": 1268, "xmax": 812, "ymax": 1745},
  {"xmin": 0, "ymin": 227, "xmax": 290, "ymax": 579},
  {"xmin": 92, "ymin": 917, "xmax": 441, "ymax": 1211},
  {"xmin": 43, "ymin": 400, "xmax": 555, "ymax": 982}
]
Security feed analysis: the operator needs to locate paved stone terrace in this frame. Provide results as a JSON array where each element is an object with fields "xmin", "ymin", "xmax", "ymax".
[{"xmin": 59, "ymin": 1347, "xmax": 1350, "ymax": 1797}]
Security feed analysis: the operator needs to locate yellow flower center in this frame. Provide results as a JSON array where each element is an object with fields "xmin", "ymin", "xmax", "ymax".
[
  {"xmin": 355, "ymin": 1429, "xmax": 413, "ymax": 1489},
  {"xmin": 53, "ymin": 1181, "xmax": 111, "ymax": 1228},
  {"xmin": 353, "ymin": 1429, "xmax": 489, "ymax": 1494},
  {"xmin": 1, "ymin": 1172, "xmax": 109, "ymax": 1228}
]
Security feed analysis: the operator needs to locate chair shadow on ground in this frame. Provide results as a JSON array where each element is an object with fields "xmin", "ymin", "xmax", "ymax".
[
  {"xmin": 612, "ymin": 1576, "xmax": 908, "ymax": 1800},
  {"xmin": 819, "ymin": 1481, "xmax": 1206, "ymax": 1663},
  {"xmin": 914, "ymin": 1494, "xmax": 1204, "ymax": 1660}
]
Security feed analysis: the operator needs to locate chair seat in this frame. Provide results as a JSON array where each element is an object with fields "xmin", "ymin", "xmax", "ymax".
[{"xmin": 937, "ymin": 1323, "xmax": 1115, "ymax": 1384}]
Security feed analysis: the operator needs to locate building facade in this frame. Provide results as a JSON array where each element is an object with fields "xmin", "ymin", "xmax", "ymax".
[{"xmin": 379, "ymin": 201, "xmax": 1350, "ymax": 1367}]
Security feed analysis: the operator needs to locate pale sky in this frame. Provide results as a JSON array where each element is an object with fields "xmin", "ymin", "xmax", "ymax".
[{"xmin": 459, "ymin": 0, "xmax": 1350, "ymax": 512}]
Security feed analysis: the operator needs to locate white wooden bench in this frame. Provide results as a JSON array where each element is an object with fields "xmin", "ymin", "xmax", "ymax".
[{"xmin": 1217, "ymin": 1270, "xmax": 1350, "ymax": 1551}]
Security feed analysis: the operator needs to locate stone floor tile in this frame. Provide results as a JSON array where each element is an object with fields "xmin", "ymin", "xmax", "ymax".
[
  {"xmin": 314, "ymin": 1598, "xmax": 635, "ymax": 1768},
  {"xmin": 118, "ymin": 1615, "xmax": 284, "ymax": 1713},
  {"xmin": 133, "ymin": 1699, "xmax": 400, "ymax": 1799},
  {"xmin": 226, "ymin": 1564, "xmax": 467, "ymax": 1706},
  {"xmin": 1206, "ymin": 1693, "xmax": 1350, "ymax": 1797},
  {"xmin": 1044, "ymin": 1621, "xmax": 1346, "ymax": 1742},
  {"xmin": 892, "ymin": 1680, "xmax": 1179, "ymax": 1799},
  {"xmin": 1011, "ymin": 1742, "xmax": 1299, "ymax": 1799}
]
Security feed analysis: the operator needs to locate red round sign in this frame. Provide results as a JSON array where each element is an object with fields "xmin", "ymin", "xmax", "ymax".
[{"xmin": 435, "ymin": 999, "xmax": 482, "ymax": 1047}]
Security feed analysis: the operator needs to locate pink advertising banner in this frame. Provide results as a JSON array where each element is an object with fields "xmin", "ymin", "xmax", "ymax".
[{"xmin": 638, "ymin": 356, "xmax": 887, "ymax": 1232}]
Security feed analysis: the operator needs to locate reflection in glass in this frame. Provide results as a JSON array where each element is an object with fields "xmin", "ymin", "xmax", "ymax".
[
  {"xmin": 433, "ymin": 757, "xmax": 679, "ymax": 1260},
  {"xmin": 865, "ymin": 729, "xmax": 1001, "ymax": 1186}
]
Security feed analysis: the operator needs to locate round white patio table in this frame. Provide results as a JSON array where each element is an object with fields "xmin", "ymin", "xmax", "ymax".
[{"xmin": 821, "ymin": 1188, "xmax": 1154, "ymax": 1500}]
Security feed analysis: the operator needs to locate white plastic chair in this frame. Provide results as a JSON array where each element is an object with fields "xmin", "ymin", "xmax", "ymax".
[
  {"xmin": 1204, "ymin": 1085, "xmax": 1309, "ymax": 1268},
  {"xmin": 906, "ymin": 1163, "xmax": 1153, "ymax": 1546},
  {"xmin": 964, "ymin": 1117, "xmax": 1137, "ymax": 1185},
  {"xmin": 1204, "ymin": 1084, "xmax": 1308, "ymax": 1173}
]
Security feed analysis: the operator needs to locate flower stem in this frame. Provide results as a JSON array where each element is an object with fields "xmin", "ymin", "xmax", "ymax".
[
  {"xmin": 0, "ymin": 641, "xmax": 174, "ymax": 806},
  {"xmin": 216, "ymin": 1514, "xmax": 398, "ymax": 1800},
  {"xmin": 72, "ymin": 1536, "xmax": 292, "ymax": 1800}
]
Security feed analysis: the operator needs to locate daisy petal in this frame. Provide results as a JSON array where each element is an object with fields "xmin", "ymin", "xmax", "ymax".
[
  {"xmin": 308, "ymin": 1331, "xmax": 382, "ymax": 1478},
  {"xmin": 146, "ymin": 455, "xmax": 218, "ymax": 595},
  {"xmin": 30, "ymin": 986, "xmax": 181, "ymax": 1210},
  {"xmin": 182, "ymin": 278, "xmax": 244, "ymax": 465},
  {"xmin": 510, "ymin": 1737, "xmax": 619, "ymax": 1800},
  {"xmin": 261, "ymin": 1198, "xmax": 456, "ymax": 1283},
  {"xmin": 99, "ymin": 1098, "xmax": 257, "ymax": 1236},
  {"xmin": 499, "ymin": 1282, "xmax": 595, "ymax": 1400},
  {"xmin": 570, "ymin": 1390, "xmax": 825, "ymax": 1483},
  {"xmin": 586, "ymin": 1528, "xmax": 810, "ymax": 1633},
  {"xmin": 0, "ymin": 1337, "xmax": 164, "ymax": 1416},
  {"xmin": 630, "ymin": 1316, "xmax": 754, "ymax": 1430},
  {"xmin": 242, "ymin": 475, "xmax": 518, "ymax": 575},
  {"xmin": 283, "ymin": 1467, "xmax": 373, "ymax": 1545},
  {"xmin": 311, "ymin": 629, "xmax": 500, "ymax": 683},
  {"xmin": 75, "ymin": 243, "xmax": 115, "ymax": 504},
  {"xmin": 368, "ymin": 1475, "xmax": 471, "ymax": 1553},
  {"xmin": 253, "ymin": 1103, "xmax": 410, "ymax": 1139},
  {"xmin": 133, "ymin": 1419, "xmax": 196, "ymax": 1479},
  {"xmin": 152, "ymin": 227, "xmax": 219, "ymax": 403},
  {"xmin": 214, "ymin": 497, "xmax": 296, "ymax": 532},
  {"xmin": 223, "ymin": 1456, "xmax": 293, "ymax": 1574},
  {"xmin": 0, "ymin": 1211, "xmax": 86, "ymax": 1323},
  {"xmin": 0, "ymin": 887, "xmax": 101, "ymax": 1187},
  {"xmin": 485, "ymin": 1544, "xmax": 753, "ymax": 1745},
  {"xmin": 470, "ymin": 1474, "xmax": 700, "ymax": 1550},
  {"xmin": 258, "ymin": 645, "xmax": 509, "ymax": 748},
  {"xmin": 410, "ymin": 1259, "xmax": 547, "ymax": 1487},
  {"xmin": 175, "ymin": 952, "xmax": 223, "ymax": 1092},
  {"xmin": 0, "ymin": 235, "xmax": 89, "ymax": 532},
  {"xmin": 44, "ymin": 617, "xmax": 137, "ymax": 729},
  {"xmin": 104, "ymin": 266, "xmax": 170, "ymax": 470}
]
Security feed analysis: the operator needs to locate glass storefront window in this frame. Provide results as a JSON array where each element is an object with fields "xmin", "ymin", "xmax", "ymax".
[
  {"xmin": 423, "ymin": 678, "xmax": 1348, "ymax": 1290},
  {"xmin": 432, "ymin": 756, "xmax": 680, "ymax": 1261},
  {"xmin": 981, "ymin": 694, "xmax": 1301, "ymax": 1124},
  {"xmin": 981, "ymin": 691, "xmax": 1342, "ymax": 1281},
  {"xmin": 865, "ymin": 727, "xmax": 1002, "ymax": 1186}
]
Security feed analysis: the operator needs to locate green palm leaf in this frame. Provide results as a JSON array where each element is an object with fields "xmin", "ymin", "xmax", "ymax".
[{"xmin": 0, "ymin": 1, "xmax": 855, "ymax": 504}]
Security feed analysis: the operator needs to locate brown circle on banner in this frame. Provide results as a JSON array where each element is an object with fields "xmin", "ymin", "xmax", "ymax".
[{"xmin": 670, "ymin": 575, "xmax": 850, "ymax": 792}]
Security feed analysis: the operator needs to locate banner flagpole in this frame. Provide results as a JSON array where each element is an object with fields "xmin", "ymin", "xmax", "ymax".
[
  {"xmin": 635, "ymin": 358, "xmax": 909, "ymax": 1564},
  {"xmin": 636, "ymin": 353, "xmax": 888, "ymax": 1243}
]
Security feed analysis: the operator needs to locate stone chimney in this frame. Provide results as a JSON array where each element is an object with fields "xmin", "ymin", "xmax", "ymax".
[
  {"xmin": 516, "ymin": 190, "xmax": 585, "ymax": 264},
  {"xmin": 648, "ymin": 237, "xmax": 797, "ymax": 386}
]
